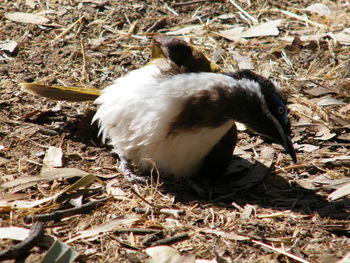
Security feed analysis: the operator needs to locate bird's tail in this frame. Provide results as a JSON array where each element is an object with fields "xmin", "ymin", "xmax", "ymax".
[{"xmin": 19, "ymin": 82, "xmax": 101, "ymax": 102}]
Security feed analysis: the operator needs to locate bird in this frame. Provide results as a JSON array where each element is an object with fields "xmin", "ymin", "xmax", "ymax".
[
  {"xmin": 92, "ymin": 64, "xmax": 296, "ymax": 181},
  {"xmin": 20, "ymin": 35, "xmax": 296, "ymax": 182}
]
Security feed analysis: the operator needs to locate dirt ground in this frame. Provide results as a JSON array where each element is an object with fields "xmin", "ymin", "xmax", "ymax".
[{"xmin": 1, "ymin": 0, "xmax": 350, "ymax": 262}]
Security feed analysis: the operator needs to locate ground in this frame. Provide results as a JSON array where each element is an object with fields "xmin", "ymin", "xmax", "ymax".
[{"xmin": 0, "ymin": 0, "xmax": 350, "ymax": 262}]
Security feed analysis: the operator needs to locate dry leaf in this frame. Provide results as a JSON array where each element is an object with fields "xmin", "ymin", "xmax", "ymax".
[
  {"xmin": 13, "ymin": 193, "xmax": 61, "ymax": 208},
  {"xmin": 284, "ymin": 33, "xmax": 327, "ymax": 43},
  {"xmin": 26, "ymin": 0, "xmax": 38, "ymax": 9},
  {"xmin": 218, "ymin": 27, "xmax": 244, "ymax": 42},
  {"xmin": 41, "ymin": 239, "xmax": 79, "ymax": 263},
  {"xmin": 240, "ymin": 204, "xmax": 255, "ymax": 219},
  {"xmin": 319, "ymin": 155, "xmax": 350, "ymax": 163},
  {"xmin": 146, "ymin": 246, "xmax": 195, "ymax": 263},
  {"xmin": 339, "ymin": 103, "xmax": 350, "ymax": 114},
  {"xmin": 217, "ymin": 13, "xmax": 236, "ymax": 20},
  {"xmin": 0, "ymin": 193, "xmax": 28, "ymax": 202},
  {"xmin": 166, "ymin": 25, "xmax": 205, "ymax": 35},
  {"xmin": 251, "ymin": 254, "xmax": 279, "ymax": 263},
  {"xmin": 316, "ymin": 96, "xmax": 345, "ymax": 106},
  {"xmin": 0, "ymin": 40, "xmax": 18, "ymax": 54},
  {"xmin": 5, "ymin": 12, "xmax": 50, "ymax": 25},
  {"xmin": 196, "ymin": 260, "xmax": 218, "ymax": 263},
  {"xmin": 257, "ymin": 146, "xmax": 275, "ymax": 167},
  {"xmin": 0, "ymin": 167, "xmax": 88, "ymax": 189},
  {"xmin": 304, "ymin": 87, "xmax": 335, "ymax": 96},
  {"xmin": 241, "ymin": 20, "xmax": 282, "ymax": 38},
  {"xmin": 63, "ymin": 174, "xmax": 96, "ymax": 193},
  {"xmin": 231, "ymin": 51, "xmax": 254, "ymax": 70},
  {"xmin": 305, "ymin": 3, "xmax": 332, "ymax": 17},
  {"xmin": 328, "ymin": 182, "xmax": 350, "ymax": 201},
  {"xmin": 10, "ymin": 174, "xmax": 96, "ymax": 208},
  {"xmin": 336, "ymin": 252, "xmax": 350, "ymax": 263},
  {"xmin": 43, "ymin": 146, "xmax": 63, "ymax": 168},
  {"xmin": 296, "ymin": 144, "xmax": 319, "ymax": 152},
  {"xmin": 202, "ymin": 229, "xmax": 250, "ymax": 241},
  {"xmin": 333, "ymin": 32, "xmax": 350, "ymax": 45},
  {"xmin": 90, "ymin": 37, "xmax": 105, "ymax": 48},
  {"xmin": 338, "ymin": 134, "xmax": 350, "ymax": 142},
  {"xmin": 235, "ymin": 122, "xmax": 247, "ymax": 131},
  {"xmin": 0, "ymin": 227, "xmax": 30, "ymax": 241},
  {"xmin": 237, "ymin": 0, "xmax": 251, "ymax": 5},
  {"xmin": 296, "ymin": 179, "xmax": 317, "ymax": 190},
  {"xmin": 69, "ymin": 195, "xmax": 83, "ymax": 207},
  {"xmin": 315, "ymin": 125, "xmax": 336, "ymax": 141},
  {"xmin": 310, "ymin": 174, "xmax": 350, "ymax": 190},
  {"xmin": 68, "ymin": 215, "xmax": 139, "ymax": 242},
  {"xmin": 106, "ymin": 179, "xmax": 127, "ymax": 199}
]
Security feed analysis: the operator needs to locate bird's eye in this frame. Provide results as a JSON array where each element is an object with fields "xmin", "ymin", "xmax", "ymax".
[{"xmin": 278, "ymin": 106, "xmax": 285, "ymax": 115}]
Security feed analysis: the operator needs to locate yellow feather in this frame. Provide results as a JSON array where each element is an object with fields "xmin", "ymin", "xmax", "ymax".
[{"xmin": 19, "ymin": 82, "xmax": 100, "ymax": 101}]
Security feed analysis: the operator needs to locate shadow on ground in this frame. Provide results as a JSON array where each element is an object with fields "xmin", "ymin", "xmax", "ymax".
[
  {"xmin": 165, "ymin": 158, "xmax": 350, "ymax": 220},
  {"xmin": 25, "ymin": 111, "xmax": 350, "ymax": 221}
]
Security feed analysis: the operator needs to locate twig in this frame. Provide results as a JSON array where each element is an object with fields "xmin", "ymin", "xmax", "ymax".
[
  {"xmin": 146, "ymin": 233, "xmax": 190, "ymax": 247},
  {"xmin": 0, "ymin": 222, "xmax": 44, "ymax": 261},
  {"xmin": 172, "ymin": 0, "xmax": 222, "ymax": 6},
  {"xmin": 128, "ymin": 20, "xmax": 138, "ymax": 35},
  {"xmin": 133, "ymin": 207, "xmax": 185, "ymax": 218},
  {"xmin": 131, "ymin": 187, "xmax": 155, "ymax": 207},
  {"xmin": 257, "ymin": 211, "xmax": 291, "ymax": 218},
  {"xmin": 51, "ymin": 16, "xmax": 85, "ymax": 43},
  {"xmin": 80, "ymin": 38, "xmax": 89, "ymax": 82},
  {"xmin": 26, "ymin": 196, "xmax": 112, "ymax": 222},
  {"xmin": 277, "ymin": 9, "xmax": 325, "ymax": 28},
  {"xmin": 164, "ymin": 3, "xmax": 179, "ymax": 16},
  {"xmin": 145, "ymin": 18, "xmax": 166, "ymax": 33},
  {"xmin": 229, "ymin": 0, "xmax": 258, "ymax": 23},
  {"xmin": 252, "ymin": 240, "xmax": 311, "ymax": 263},
  {"xmin": 114, "ymin": 228, "xmax": 160, "ymax": 234},
  {"xmin": 275, "ymin": 163, "xmax": 316, "ymax": 173},
  {"xmin": 275, "ymin": 160, "xmax": 350, "ymax": 174},
  {"xmin": 142, "ymin": 231, "xmax": 164, "ymax": 247},
  {"xmin": 159, "ymin": 208, "xmax": 185, "ymax": 218}
]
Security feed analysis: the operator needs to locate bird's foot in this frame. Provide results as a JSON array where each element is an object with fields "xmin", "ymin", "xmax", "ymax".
[{"xmin": 118, "ymin": 159, "xmax": 149, "ymax": 183}]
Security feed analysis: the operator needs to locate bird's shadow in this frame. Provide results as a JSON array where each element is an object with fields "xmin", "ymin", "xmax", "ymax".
[
  {"xmin": 162, "ymin": 158, "xmax": 350, "ymax": 220},
  {"xmin": 26, "ymin": 110, "xmax": 349, "ymax": 220}
]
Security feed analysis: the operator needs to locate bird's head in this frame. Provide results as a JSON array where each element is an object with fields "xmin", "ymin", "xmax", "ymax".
[
  {"xmin": 152, "ymin": 34, "xmax": 220, "ymax": 73},
  {"xmin": 225, "ymin": 70, "xmax": 296, "ymax": 163}
]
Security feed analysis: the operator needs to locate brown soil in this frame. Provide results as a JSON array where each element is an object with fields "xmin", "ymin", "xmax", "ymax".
[{"xmin": 1, "ymin": 0, "xmax": 349, "ymax": 262}]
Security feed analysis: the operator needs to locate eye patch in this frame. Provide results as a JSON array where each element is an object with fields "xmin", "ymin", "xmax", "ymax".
[{"xmin": 273, "ymin": 94, "xmax": 289, "ymax": 126}]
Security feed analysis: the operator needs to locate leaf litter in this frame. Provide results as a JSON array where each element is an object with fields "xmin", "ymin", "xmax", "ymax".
[{"xmin": 0, "ymin": 0, "xmax": 349, "ymax": 262}]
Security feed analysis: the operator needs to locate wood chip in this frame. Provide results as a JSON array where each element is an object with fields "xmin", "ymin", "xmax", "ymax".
[
  {"xmin": 5, "ymin": 12, "xmax": 50, "ymax": 25},
  {"xmin": 241, "ymin": 20, "xmax": 282, "ymax": 38},
  {"xmin": 43, "ymin": 146, "xmax": 63, "ymax": 168}
]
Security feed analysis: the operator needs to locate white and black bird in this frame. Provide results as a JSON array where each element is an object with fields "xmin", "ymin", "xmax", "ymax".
[
  {"xmin": 93, "ymin": 64, "xmax": 296, "ymax": 181},
  {"xmin": 21, "ymin": 35, "xmax": 296, "ymax": 182}
]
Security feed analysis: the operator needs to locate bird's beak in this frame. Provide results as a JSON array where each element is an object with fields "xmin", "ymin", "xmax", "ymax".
[
  {"xmin": 279, "ymin": 131, "xmax": 297, "ymax": 163},
  {"xmin": 285, "ymin": 136, "xmax": 297, "ymax": 163},
  {"xmin": 266, "ymin": 115, "xmax": 297, "ymax": 163}
]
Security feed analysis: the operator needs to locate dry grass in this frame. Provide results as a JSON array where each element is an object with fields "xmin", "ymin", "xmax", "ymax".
[{"xmin": 0, "ymin": 0, "xmax": 349, "ymax": 262}]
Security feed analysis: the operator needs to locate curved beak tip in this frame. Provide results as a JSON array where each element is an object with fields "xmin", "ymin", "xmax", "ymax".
[
  {"xmin": 284, "ymin": 136, "xmax": 297, "ymax": 163},
  {"xmin": 289, "ymin": 148, "xmax": 297, "ymax": 163}
]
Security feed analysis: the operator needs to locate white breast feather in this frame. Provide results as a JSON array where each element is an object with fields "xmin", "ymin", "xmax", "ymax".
[{"xmin": 93, "ymin": 64, "xmax": 240, "ymax": 178}]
